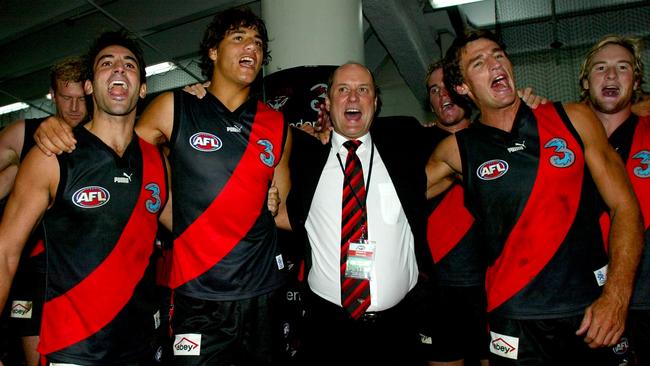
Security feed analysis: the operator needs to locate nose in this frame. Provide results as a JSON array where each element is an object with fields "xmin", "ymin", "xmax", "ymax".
[
  {"xmin": 488, "ymin": 55, "xmax": 503, "ymax": 71},
  {"xmin": 605, "ymin": 66, "xmax": 617, "ymax": 80},
  {"xmin": 112, "ymin": 60, "xmax": 125, "ymax": 73},
  {"xmin": 71, "ymin": 98, "xmax": 79, "ymax": 112},
  {"xmin": 244, "ymin": 38, "xmax": 260, "ymax": 51},
  {"xmin": 348, "ymin": 89, "xmax": 360, "ymax": 102}
]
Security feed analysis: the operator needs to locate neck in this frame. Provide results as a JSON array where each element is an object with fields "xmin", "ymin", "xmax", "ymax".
[
  {"xmin": 589, "ymin": 103, "xmax": 632, "ymax": 137},
  {"xmin": 84, "ymin": 110, "xmax": 136, "ymax": 157},
  {"xmin": 209, "ymin": 76, "xmax": 252, "ymax": 112},
  {"xmin": 436, "ymin": 118, "xmax": 471, "ymax": 134},
  {"xmin": 479, "ymin": 98, "xmax": 521, "ymax": 132}
]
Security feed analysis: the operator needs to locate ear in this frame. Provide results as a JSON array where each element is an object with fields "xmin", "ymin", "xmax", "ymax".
[
  {"xmin": 373, "ymin": 96, "xmax": 377, "ymax": 110},
  {"xmin": 633, "ymin": 79, "xmax": 639, "ymax": 91},
  {"xmin": 582, "ymin": 79, "xmax": 589, "ymax": 92},
  {"xmin": 455, "ymin": 83, "xmax": 469, "ymax": 96},
  {"xmin": 139, "ymin": 83, "xmax": 147, "ymax": 99},
  {"xmin": 49, "ymin": 88, "xmax": 56, "ymax": 99},
  {"xmin": 209, "ymin": 47, "xmax": 218, "ymax": 62},
  {"xmin": 84, "ymin": 80, "xmax": 93, "ymax": 95},
  {"xmin": 325, "ymin": 96, "xmax": 331, "ymax": 113}
]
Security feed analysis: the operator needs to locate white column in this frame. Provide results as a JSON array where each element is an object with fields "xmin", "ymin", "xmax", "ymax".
[{"xmin": 262, "ymin": 0, "xmax": 364, "ymax": 76}]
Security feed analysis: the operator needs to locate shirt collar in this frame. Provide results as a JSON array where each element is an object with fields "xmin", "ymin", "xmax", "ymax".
[{"xmin": 331, "ymin": 130, "xmax": 372, "ymax": 154}]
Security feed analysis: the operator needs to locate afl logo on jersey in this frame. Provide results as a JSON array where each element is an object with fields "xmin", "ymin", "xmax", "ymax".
[
  {"xmin": 72, "ymin": 186, "xmax": 110, "ymax": 208},
  {"xmin": 189, "ymin": 132, "xmax": 222, "ymax": 152},
  {"xmin": 477, "ymin": 159, "xmax": 509, "ymax": 180}
]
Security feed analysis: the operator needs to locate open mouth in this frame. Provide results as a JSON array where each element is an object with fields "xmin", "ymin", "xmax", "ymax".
[
  {"xmin": 239, "ymin": 56, "xmax": 255, "ymax": 68},
  {"xmin": 344, "ymin": 108, "xmax": 362, "ymax": 120},
  {"xmin": 108, "ymin": 80, "xmax": 128, "ymax": 98},
  {"xmin": 602, "ymin": 86, "xmax": 620, "ymax": 98},
  {"xmin": 441, "ymin": 101, "xmax": 455, "ymax": 112},
  {"xmin": 491, "ymin": 75, "xmax": 510, "ymax": 91}
]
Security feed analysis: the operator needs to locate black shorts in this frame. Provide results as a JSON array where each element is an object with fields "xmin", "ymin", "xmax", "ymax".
[
  {"xmin": 170, "ymin": 291, "xmax": 278, "ymax": 366},
  {"xmin": 488, "ymin": 314, "xmax": 634, "ymax": 365},
  {"xmin": 415, "ymin": 283, "xmax": 489, "ymax": 362},
  {"xmin": 7, "ymin": 269, "xmax": 45, "ymax": 337},
  {"xmin": 628, "ymin": 309, "xmax": 649, "ymax": 365}
]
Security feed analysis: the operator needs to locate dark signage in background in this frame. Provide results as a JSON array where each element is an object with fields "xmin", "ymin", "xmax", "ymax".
[
  {"xmin": 264, "ymin": 65, "xmax": 337, "ymax": 128},
  {"xmin": 264, "ymin": 65, "xmax": 336, "ymax": 365}
]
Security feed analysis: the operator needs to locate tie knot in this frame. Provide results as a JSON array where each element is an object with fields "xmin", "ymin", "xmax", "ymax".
[{"xmin": 343, "ymin": 140, "xmax": 362, "ymax": 152}]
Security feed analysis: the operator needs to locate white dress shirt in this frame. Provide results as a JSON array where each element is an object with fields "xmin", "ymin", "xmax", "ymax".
[{"xmin": 305, "ymin": 130, "xmax": 418, "ymax": 311}]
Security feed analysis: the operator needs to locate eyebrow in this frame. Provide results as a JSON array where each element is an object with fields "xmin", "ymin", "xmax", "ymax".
[{"xmin": 466, "ymin": 46, "xmax": 503, "ymax": 66}]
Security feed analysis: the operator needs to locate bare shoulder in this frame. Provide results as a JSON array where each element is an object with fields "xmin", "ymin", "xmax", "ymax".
[
  {"xmin": 135, "ymin": 91, "xmax": 175, "ymax": 144},
  {"xmin": 0, "ymin": 119, "xmax": 26, "ymax": 154},
  {"xmin": 562, "ymin": 101, "xmax": 604, "ymax": 142}
]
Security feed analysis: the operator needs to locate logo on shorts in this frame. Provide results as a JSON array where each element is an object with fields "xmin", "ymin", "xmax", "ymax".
[
  {"xmin": 189, "ymin": 132, "xmax": 222, "ymax": 152},
  {"xmin": 10, "ymin": 300, "xmax": 33, "ymax": 319},
  {"xmin": 173, "ymin": 333, "xmax": 201, "ymax": 356},
  {"xmin": 490, "ymin": 331, "xmax": 519, "ymax": 360},
  {"xmin": 477, "ymin": 159, "xmax": 509, "ymax": 180},
  {"xmin": 612, "ymin": 337, "xmax": 629, "ymax": 355},
  {"xmin": 72, "ymin": 186, "xmax": 110, "ymax": 208}
]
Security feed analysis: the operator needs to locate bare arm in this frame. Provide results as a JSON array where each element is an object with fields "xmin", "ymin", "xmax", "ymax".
[
  {"xmin": 135, "ymin": 91, "xmax": 174, "ymax": 145},
  {"xmin": 273, "ymin": 127, "xmax": 292, "ymax": 231},
  {"xmin": 567, "ymin": 102, "xmax": 643, "ymax": 348},
  {"xmin": 0, "ymin": 148, "xmax": 58, "ymax": 309},
  {"xmin": 426, "ymin": 134, "xmax": 462, "ymax": 199},
  {"xmin": 518, "ymin": 87, "xmax": 548, "ymax": 109},
  {"xmin": 0, "ymin": 120, "xmax": 25, "ymax": 199},
  {"xmin": 158, "ymin": 153, "xmax": 173, "ymax": 231}
]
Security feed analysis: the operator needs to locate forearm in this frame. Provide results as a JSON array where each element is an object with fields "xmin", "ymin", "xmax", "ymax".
[
  {"xmin": 0, "ymin": 164, "xmax": 18, "ymax": 200},
  {"xmin": 604, "ymin": 199, "xmax": 644, "ymax": 303},
  {"xmin": 0, "ymin": 252, "xmax": 20, "ymax": 310}
]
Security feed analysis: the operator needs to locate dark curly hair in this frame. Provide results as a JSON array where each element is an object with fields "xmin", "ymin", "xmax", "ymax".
[
  {"xmin": 199, "ymin": 7, "xmax": 271, "ymax": 79},
  {"xmin": 443, "ymin": 29, "xmax": 506, "ymax": 105},
  {"xmin": 87, "ymin": 30, "xmax": 146, "ymax": 84}
]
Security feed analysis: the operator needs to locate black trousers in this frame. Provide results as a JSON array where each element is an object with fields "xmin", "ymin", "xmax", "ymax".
[{"xmin": 298, "ymin": 289, "xmax": 424, "ymax": 366}]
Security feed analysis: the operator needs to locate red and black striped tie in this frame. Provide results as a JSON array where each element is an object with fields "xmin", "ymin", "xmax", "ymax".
[{"xmin": 340, "ymin": 139, "xmax": 370, "ymax": 319}]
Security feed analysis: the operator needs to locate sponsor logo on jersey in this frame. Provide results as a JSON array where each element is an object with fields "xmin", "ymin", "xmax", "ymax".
[
  {"xmin": 507, "ymin": 140, "xmax": 526, "ymax": 153},
  {"xmin": 114, "ymin": 172, "xmax": 133, "ymax": 184},
  {"xmin": 10, "ymin": 300, "xmax": 33, "ymax": 319},
  {"xmin": 477, "ymin": 159, "xmax": 509, "ymax": 180},
  {"xmin": 544, "ymin": 137, "xmax": 575, "ymax": 168},
  {"xmin": 612, "ymin": 337, "xmax": 629, "ymax": 355},
  {"xmin": 72, "ymin": 186, "xmax": 110, "ymax": 208},
  {"xmin": 594, "ymin": 264, "xmax": 608, "ymax": 287},
  {"xmin": 153, "ymin": 310, "xmax": 161, "ymax": 329},
  {"xmin": 490, "ymin": 331, "xmax": 519, "ymax": 360},
  {"xmin": 419, "ymin": 333, "xmax": 432, "ymax": 345},
  {"xmin": 632, "ymin": 150, "xmax": 650, "ymax": 178},
  {"xmin": 189, "ymin": 132, "xmax": 222, "ymax": 152},
  {"xmin": 226, "ymin": 124, "xmax": 243, "ymax": 133},
  {"xmin": 173, "ymin": 333, "xmax": 201, "ymax": 356}
]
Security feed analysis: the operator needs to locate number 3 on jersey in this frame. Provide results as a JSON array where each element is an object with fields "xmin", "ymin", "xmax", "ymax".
[
  {"xmin": 544, "ymin": 137, "xmax": 575, "ymax": 168},
  {"xmin": 257, "ymin": 139, "xmax": 275, "ymax": 167}
]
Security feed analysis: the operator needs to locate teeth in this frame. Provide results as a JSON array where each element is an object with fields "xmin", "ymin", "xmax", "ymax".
[
  {"xmin": 109, "ymin": 80, "xmax": 128, "ymax": 90},
  {"xmin": 443, "ymin": 102, "xmax": 452, "ymax": 107},
  {"xmin": 345, "ymin": 108, "xmax": 360, "ymax": 113},
  {"xmin": 240, "ymin": 57, "xmax": 254, "ymax": 64}
]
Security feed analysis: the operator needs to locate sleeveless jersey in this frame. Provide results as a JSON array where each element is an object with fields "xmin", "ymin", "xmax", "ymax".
[
  {"xmin": 167, "ymin": 91, "xmax": 287, "ymax": 300},
  {"xmin": 601, "ymin": 114, "xmax": 650, "ymax": 310},
  {"xmin": 424, "ymin": 127, "xmax": 484, "ymax": 286},
  {"xmin": 38, "ymin": 127, "xmax": 167, "ymax": 364},
  {"xmin": 457, "ymin": 102, "xmax": 607, "ymax": 318}
]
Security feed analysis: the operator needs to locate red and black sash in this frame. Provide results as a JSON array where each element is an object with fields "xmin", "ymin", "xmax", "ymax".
[
  {"xmin": 427, "ymin": 184, "xmax": 474, "ymax": 262},
  {"xmin": 485, "ymin": 104, "xmax": 584, "ymax": 312},
  {"xmin": 39, "ymin": 138, "xmax": 166, "ymax": 355},
  {"xmin": 600, "ymin": 115, "xmax": 650, "ymax": 247},
  {"xmin": 168, "ymin": 102, "xmax": 284, "ymax": 288}
]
